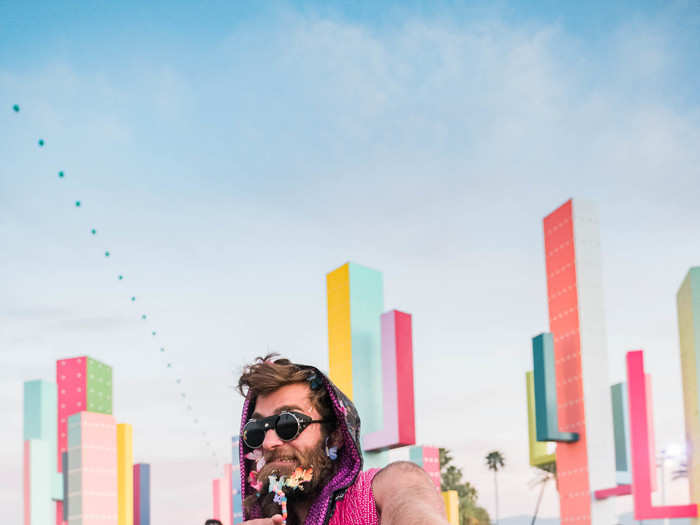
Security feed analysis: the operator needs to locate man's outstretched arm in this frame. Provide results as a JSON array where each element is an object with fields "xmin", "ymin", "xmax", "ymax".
[{"xmin": 372, "ymin": 461, "xmax": 451, "ymax": 525}]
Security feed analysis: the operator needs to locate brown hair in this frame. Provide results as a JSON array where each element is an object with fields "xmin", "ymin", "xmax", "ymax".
[{"xmin": 237, "ymin": 354, "xmax": 336, "ymax": 431}]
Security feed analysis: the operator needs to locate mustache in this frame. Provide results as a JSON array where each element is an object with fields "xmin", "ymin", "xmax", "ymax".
[{"xmin": 264, "ymin": 450, "xmax": 300, "ymax": 463}]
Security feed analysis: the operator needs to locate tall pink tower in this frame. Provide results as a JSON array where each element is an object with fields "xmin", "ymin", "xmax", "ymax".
[{"xmin": 543, "ymin": 199, "xmax": 616, "ymax": 523}]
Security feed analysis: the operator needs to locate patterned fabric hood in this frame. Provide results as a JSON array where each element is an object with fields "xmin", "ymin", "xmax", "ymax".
[{"xmin": 239, "ymin": 365, "xmax": 364, "ymax": 525}]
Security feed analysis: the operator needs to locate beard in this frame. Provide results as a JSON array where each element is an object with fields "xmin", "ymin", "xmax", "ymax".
[
  {"xmin": 258, "ymin": 442, "xmax": 334, "ymax": 497},
  {"xmin": 244, "ymin": 439, "xmax": 335, "ymax": 518}
]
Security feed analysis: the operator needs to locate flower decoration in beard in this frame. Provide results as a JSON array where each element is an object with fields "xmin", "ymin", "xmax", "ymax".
[
  {"xmin": 246, "ymin": 449, "xmax": 266, "ymax": 493},
  {"xmin": 246, "ymin": 448, "xmax": 266, "ymax": 472},
  {"xmin": 248, "ymin": 470, "xmax": 263, "ymax": 493},
  {"xmin": 284, "ymin": 467, "xmax": 314, "ymax": 491}
]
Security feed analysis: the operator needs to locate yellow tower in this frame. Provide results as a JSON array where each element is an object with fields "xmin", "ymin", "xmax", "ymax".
[
  {"xmin": 678, "ymin": 268, "xmax": 700, "ymax": 522},
  {"xmin": 117, "ymin": 423, "xmax": 134, "ymax": 525}
]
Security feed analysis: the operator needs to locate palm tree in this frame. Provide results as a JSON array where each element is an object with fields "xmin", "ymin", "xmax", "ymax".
[
  {"xmin": 485, "ymin": 451, "xmax": 505, "ymax": 525},
  {"xmin": 528, "ymin": 464, "xmax": 556, "ymax": 525}
]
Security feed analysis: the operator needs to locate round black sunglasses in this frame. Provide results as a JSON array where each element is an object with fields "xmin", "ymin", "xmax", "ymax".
[{"xmin": 243, "ymin": 410, "xmax": 331, "ymax": 449}]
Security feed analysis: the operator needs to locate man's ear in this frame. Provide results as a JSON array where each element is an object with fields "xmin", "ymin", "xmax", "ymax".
[{"xmin": 329, "ymin": 427, "xmax": 344, "ymax": 449}]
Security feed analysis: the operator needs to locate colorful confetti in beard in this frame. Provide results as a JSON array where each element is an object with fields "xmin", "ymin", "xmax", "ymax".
[{"xmin": 245, "ymin": 441, "xmax": 335, "ymax": 518}]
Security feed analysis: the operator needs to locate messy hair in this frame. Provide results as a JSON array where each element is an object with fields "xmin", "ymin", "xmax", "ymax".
[{"xmin": 237, "ymin": 354, "xmax": 336, "ymax": 431}]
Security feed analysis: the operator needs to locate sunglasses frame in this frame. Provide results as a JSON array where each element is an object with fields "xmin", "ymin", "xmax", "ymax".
[{"xmin": 243, "ymin": 410, "xmax": 331, "ymax": 449}]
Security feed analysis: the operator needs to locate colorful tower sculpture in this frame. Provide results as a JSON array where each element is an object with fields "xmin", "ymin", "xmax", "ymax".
[
  {"xmin": 542, "ymin": 199, "xmax": 616, "ymax": 523},
  {"xmin": 626, "ymin": 351, "xmax": 697, "ymax": 519},
  {"xmin": 610, "ymin": 383, "xmax": 631, "ymax": 485},
  {"xmin": 57, "ymin": 356, "xmax": 112, "ymax": 525},
  {"xmin": 525, "ymin": 372, "xmax": 555, "ymax": 470},
  {"xmin": 326, "ymin": 262, "xmax": 388, "ymax": 468},
  {"xmin": 117, "ymin": 424, "xmax": 134, "ymax": 525},
  {"xmin": 67, "ymin": 411, "xmax": 118, "ymax": 524},
  {"xmin": 212, "ymin": 479, "xmax": 222, "ymax": 523},
  {"xmin": 363, "ymin": 310, "xmax": 416, "ymax": 451},
  {"xmin": 231, "ymin": 437, "xmax": 243, "ymax": 525},
  {"xmin": 678, "ymin": 267, "xmax": 700, "ymax": 521},
  {"xmin": 409, "ymin": 446, "xmax": 441, "ymax": 489},
  {"xmin": 222, "ymin": 464, "xmax": 233, "ymax": 525},
  {"xmin": 212, "ymin": 463, "xmax": 234, "ymax": 525},
  {"xmin": 24, "ymin": 379, "xmax": 63, "ymax": 525},
  {"xmin": 133, "ymin": 464, "xmax": 151, "ymax": 525},
  {"xmin": 442, "ymin": 490, "xmax": 459, "ymax": 525}
]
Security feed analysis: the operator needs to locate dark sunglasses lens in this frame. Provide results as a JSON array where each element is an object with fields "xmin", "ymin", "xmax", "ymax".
[
  {"xmin": 244, "ymin": 423, "xmax": 265, "ymax": 448},
  {"xmin": 275, "ymin": 413, "xmax": 300, "ymax": 441}
]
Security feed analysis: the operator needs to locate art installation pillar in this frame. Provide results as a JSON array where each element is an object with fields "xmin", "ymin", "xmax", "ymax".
[
  {"xmin": 442, "ymin": 490, "xmax": 459, "ymax": 525},
  {"xmin": 610, "ymin": 383, "xmax": 631, "ymax": 485},
  {"xmin": 212, "ymin": 479, "xmax": 221, "ymax": 522},
  {"xmin": 221, "ymin": 464, "xmax": 233, "ymax": 525},
  {"xmin": 133, "ymin": 463, "xmax": 150, "ymax": 525},
  {"xmin": 327, "ymin": 262, "xmax": 387, "ymax": 468},
  {"xmin": 23, "ymin": 379, "xmax": 63, "ymax": 517},
  {"xmin": 626, "ymin": 351, "xmax": 697, "ymax": 519},
  {"xmin": 117, "ymin": 423, "xmax": 134, "ymax": 525},
  {"xmin": 525, "ymin": 372, "xmax": 555, "ymax": 469},
  {"xmin": 363, "ymin": 310, "xmax": 416, "ymax": 451},
  {"xmin": 24, "ymin": 440, "xmax": 52, "ymax": 525},
  {"xmin": 231, "ymin": 437, "xmax": 243, "ymax": 524},
  {"xmin": 678, "ymin": 267, "xmax": 700, "ymax": 523},
  {"xmin": 408, "ymin": 446, "xmax": 441, "ymax": 489},
  {"xmin": 67, "ymin": 412, "xmax": 118, "ymax": 525},
  {"xmin": 543, "ymin": 199, "xmax": 616, "ymax": 523},
  {"xmin": 57, "ymin": 356, "xmax": 112, "ymax": 525},
  {"xmin": 532, "ymin": 333, "xmax": 579, "ymax": 443}
]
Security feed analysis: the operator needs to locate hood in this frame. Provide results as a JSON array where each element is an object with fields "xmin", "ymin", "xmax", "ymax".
[{"xmin": 239, "ymin": 365, "xmax": 363, "ymax": 524}]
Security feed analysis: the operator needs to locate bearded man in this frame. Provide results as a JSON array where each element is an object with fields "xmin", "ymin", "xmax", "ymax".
[{"xmin": 237, "ymin": 355, "xmax": 449, "ymax": 525}]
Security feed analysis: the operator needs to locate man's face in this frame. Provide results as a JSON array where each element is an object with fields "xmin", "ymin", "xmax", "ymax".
[{"xmin": 252, "ymin": 383, "xmax": 327, "ymax": 480}]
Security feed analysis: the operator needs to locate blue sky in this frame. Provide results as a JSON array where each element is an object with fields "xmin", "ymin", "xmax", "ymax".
[{"xmin": 2, "ymin": 1, "xmax": 700, "ymax": 522}]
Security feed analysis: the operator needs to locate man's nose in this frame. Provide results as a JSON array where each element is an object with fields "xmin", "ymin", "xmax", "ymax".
[{"xmin": 262, "ymin": 427, "xmax": 283, "ymax": 450}]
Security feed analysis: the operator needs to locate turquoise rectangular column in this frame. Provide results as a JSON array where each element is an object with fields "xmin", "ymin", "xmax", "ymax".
[
  {"xmin": 348, "ymin": 263, "xmax": 387, "ymax": 468},
  {"xmin": 611, "ymin": 383, "xmax": 631, "ymax": 485},
  {"xmin": 532, "ymin": 333, "xmax": 578, "ymax": 442},
  {"xmin": 25, "ymin": 440, "xmax": 52, "ymax": 525},
  {"xmin": 23, "ymin": 380, "xmax": 63, "ymax": 500}
]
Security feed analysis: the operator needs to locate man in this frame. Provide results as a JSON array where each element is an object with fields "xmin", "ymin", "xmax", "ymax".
[{"xmin": 237, "ymin": 355, "xmax": 449, "ymax": 525}]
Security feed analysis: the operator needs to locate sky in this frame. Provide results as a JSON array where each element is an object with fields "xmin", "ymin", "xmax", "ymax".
[{"xmin": 2, "ymin": 0, "xmax": 700, "ymax": 522}]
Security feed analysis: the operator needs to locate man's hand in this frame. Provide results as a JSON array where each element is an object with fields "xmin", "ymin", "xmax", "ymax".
[
  {"xmin": 241, "ymin": 515, "xmax": 284, "ymax": 525},
  {"xmin": 373, "ymin": 461, "xmax": 450, "ymax": 525}
]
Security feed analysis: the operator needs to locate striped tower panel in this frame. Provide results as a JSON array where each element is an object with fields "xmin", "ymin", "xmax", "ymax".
[
  {"xmin": 57, "ymin": 357, "xmax": 112, "ymax": 525},
  {"xmin": 133, "ymin": 464, "xmax": 150, "ymax": 525},
  {"xmin": 408, "ymin": 445, "xmax": 441, "ymax": 489},
  {"xmin": 610, "ymin": 383, "xmax": 631, "ymax": 485},
  {"xmin": 327, "ymin": 262, "xmax": 387, "ymax": 468},
  {"xmin": 133, "ymin": 466, "xmax": 140, "ymax": 525},
  {"xmin": 231, "ymin": 437, "xmax": 243, "ymax": 524},
  {"xmin": 57, "ymin": 358, "xmax": 86, "ymax": 525},
  {"xmin": 525, "ymin": 372, "xmax": 556, "ymax": 469},
  {"xmin": 363, "ymin": 310, "xmax": 416, "ymax": 451},
  {"xmin": 543, "ymin": 199, "xmax": 615, "ymax": 524},
  {"xmin": 24, "ymin": 380, "xmax": 63, "ymax": 500},
  {"xmin": 212, "ymin": 479, "xmax": 221, "ymax": 521},
  {"xmin": 24, "ymin": 440, "xmax": 52, "ymax": 525},
  {"xmin": 62, "ymin": 452, "xmax": 69, "ymax": 520},
  {"xmin": 67, "ymin": 412, "xmax": 118, "ymax": 525},
  {"xmin": 220, "ymin": 465, "xmax": 232, "ymax": 525},
  {"xmin": 626, "ymin": 351, "xmax": 696, "ymax": 519},
  {"xmin": 678, "ymin": 267, "xmax": 700, "ymax": 525},
  {"xmin": 532, "ymin": 333, "xmax": 578, "ymax": 442},
  {"xmin": 117, "ymin": 424, "xmax": 134, "ymax": 525}
]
